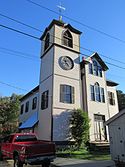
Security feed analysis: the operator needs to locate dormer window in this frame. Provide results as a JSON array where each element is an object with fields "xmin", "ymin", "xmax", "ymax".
[
  {"xmin": 44, "ymin": 33, "xmax": 50, "ymax": 51},
  {"xmin": 89, "ymin": 60, "xmax": 102, "ymax": 77},
  {"xmin": 62, "ymin": 30, "xmax": 73, "ymax": 48}
]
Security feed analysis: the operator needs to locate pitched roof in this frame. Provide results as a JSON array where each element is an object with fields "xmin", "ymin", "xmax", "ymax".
[
  {"xmin": 105, "ymin": 109, "xmax": 125, "ymax": 125},
  {"xmin": 106, "ymin": 79, "xmax": 119, "ymax": 86},
  {"xmin": 91, "ymin": 52, "xmax": 109, "ymax": 71},
  {"xmin": 20, "ymin": 85, "xmax": 39, "ymax": 102},
  {"xmin": 40, "ymin": 19, "xmax": 82, "ymax": 40},
  {"xmin": 80, "ymin": 52, "xmax": 109, "ymax": 71}
]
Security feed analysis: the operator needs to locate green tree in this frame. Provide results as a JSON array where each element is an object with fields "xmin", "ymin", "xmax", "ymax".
[
  {"xmin": 70, "ymin": 109, "xmax": 90, "ymax": 149},
  {"xmin": 117, "ymin": 90, "xmax": 125, "ymax": 111},
  {"xmin": 0, "ymin": 93, "xmax": 22, "ymax": 137}
]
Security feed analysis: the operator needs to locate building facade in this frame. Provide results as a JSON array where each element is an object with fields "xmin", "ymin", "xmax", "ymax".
[{"xmin": 19, "ymin": 19, "xmax": 119, "ymax": 143}]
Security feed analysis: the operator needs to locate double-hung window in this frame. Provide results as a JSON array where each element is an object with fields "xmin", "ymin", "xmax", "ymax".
[
  {"xmin": 90, "ymin": 83, "xmax": 105, "ymax": 103},
  {"xmin": 32, "ymin": 97, "xmax": 37, "ymax": 110},
  {"xmin": 41, "ymin": 90, "xmax": 49, "ymax": 110},
  {"xmin": 60, "ymin": 85, "xmax": 74, "ymax": 104},
  {"xmin": 25, "ymin": 101, "xmax": 29, "ymax": 113},
  {"xmin": 108, "ymin": 91, "xmax": 115, "ymax": 105}
]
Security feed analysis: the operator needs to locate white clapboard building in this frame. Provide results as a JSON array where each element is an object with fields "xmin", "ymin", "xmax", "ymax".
[{"xmin": 19, "ymin": 19, "xmax": 119, "ymax": 144}]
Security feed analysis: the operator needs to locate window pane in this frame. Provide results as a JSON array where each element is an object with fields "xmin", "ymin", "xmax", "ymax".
[
  {"xmin": 41, "ymin": 90, "xmax": 49, "ymax": 110},
  {"xmin": 44, "ymin": 33, "xmax": 50, "ymax": 51},
  {"xmin": 62, "ymin": 30, "xmax": 73, "ymax": 48},
  {"xmin": 90, "ymin": 85, "xmax": 95, "ymax": 101},
  {"xmin": 25, "ymin": 101, "xmax": 29, "ymax": 113},
  {"xmin": 101, "ymin": 88, "xmax": 105, "ymax": 103},
  {"xmin": 60, "ymin": 85, "xmax": 74, "ymax": 104},
  {"xmin": 89, "ymin": 63, "xmax": 93, "ymax": 74},
  {"xmin": 95, "ymin": 83, "xmax": 101, "ymax": 102}
]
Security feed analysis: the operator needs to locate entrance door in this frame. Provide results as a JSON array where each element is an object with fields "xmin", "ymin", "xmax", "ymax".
[{"xmin": 94, "ymin": 114, "xmax": 107, "ymax": 141}]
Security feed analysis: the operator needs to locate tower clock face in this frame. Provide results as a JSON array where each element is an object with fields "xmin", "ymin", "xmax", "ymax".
[{"xmin": 60, "ymin": 56, "xmax": 74, "ymax": 70}]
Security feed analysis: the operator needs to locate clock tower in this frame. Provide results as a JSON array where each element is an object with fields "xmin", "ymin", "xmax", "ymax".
[{"xmin": 38, "ymin": 20, "xmax": 82, "ymax": 142}]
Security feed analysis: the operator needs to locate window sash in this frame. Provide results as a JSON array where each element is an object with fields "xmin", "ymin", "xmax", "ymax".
[
  {"xmin": 60, "ymin": 85, "xmax": 74, "ymax": 104},
  {"xmin": 41, "ymin": 90, "xmax": 49, "ymax": 110},
  {"xmin": 44, "ymin": 33, "xmax": 50, "ymax": 51},
  {"xmin": 25, "ymin": 101, "xmax": 29, "ymax": 113},
  {"xmin": 108, "ymin": 91, "xmax": 115, "ymax": 105},
  {"xmin": 20, "ymin": 104, "xmax": 24, "ymax": 114},
  {"xmin": 32, "ymin": 97, "xmax": 37, "ymax": 110}
]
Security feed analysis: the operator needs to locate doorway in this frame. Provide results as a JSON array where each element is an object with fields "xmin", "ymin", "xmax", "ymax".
[{"xmin": 94, "ymin": 114, "xmax": 107, "ymax": 141}]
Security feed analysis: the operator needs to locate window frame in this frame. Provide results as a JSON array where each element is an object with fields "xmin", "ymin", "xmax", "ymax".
[
  {"xmin": 32, "ymin": 97, "xmax": 37, "ymax": 110},
  {"xmin": 41, "ymin": 90, "xmax": 49, "ymax": 110},
  {"xmin": 20, "ymin": 104, "xmax": 24, "ymax": 115},
  {"xmin": 62, "ymin": 30, "xmax": 73, "ymax": 48},
  {"xmin": 60, "ymin": 84, "xmax": 75, "ymax": 104},
  {"xmin": 89, "ymin": 60, "xmax": 103, "ymax": 78},
  {"xmin": 90, "ymin": 83, "xmax": 105, "ymax": 103},
  {"xmin": 25, "ymin": 101, "xmax": 29, "ymax": 113},
  {"xmin": 44, "ymin": 33, "xmax": 50, "ymax": 51},
  {"xmin": 108, "ymin": 91, "xmax": 115, "ymax": 105}
]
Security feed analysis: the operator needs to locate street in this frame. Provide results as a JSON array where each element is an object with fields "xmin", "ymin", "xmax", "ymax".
[
  {"xmin": 0, "ymin": 160, "xmax": 42, "ymax": 167},
  {"xmin": 0, "ymin": 158, "xmax": 116, "ymax": 167}
]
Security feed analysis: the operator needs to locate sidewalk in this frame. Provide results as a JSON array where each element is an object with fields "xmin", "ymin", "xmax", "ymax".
[{"xmin": 51, "ymin": 158, "xmax": 116, "ymax": 167}]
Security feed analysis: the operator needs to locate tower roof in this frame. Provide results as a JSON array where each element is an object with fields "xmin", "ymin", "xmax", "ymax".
[{"xmin": 40, "ymin": 19, "xmax": 82, "ymax": 40}]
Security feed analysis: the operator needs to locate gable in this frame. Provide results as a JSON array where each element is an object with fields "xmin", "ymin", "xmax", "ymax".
[{"xmin": 90, "ymin": 52, "xmax": 109, "ymax": 71}]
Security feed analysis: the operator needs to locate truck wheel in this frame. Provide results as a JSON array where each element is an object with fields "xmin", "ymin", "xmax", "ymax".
[
  {"xmin": 14, "ymin": 156, "xmax": 23, "ymax": 167},
  {"xmin": 42, "ymin": 161, "xmax": 50, "ymax": 167},
  {"xmin": 0, "ymin": 151, "xmax": 3, "ymax": 161}
]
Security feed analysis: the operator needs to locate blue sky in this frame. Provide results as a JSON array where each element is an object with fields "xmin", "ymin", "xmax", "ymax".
[{"xmin": 0, "ymin": 0, "xmax": 125, "ymax": 96}]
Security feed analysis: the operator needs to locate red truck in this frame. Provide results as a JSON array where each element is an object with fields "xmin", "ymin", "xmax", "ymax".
[{"xmin": 0, "ymin": 133, "xmax": 56, "ymax": 167}]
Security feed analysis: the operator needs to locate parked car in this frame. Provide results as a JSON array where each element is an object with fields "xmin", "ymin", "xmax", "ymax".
[{"xmin": 0, "ymin": 133, "xmax": 56, "ymax": 167}]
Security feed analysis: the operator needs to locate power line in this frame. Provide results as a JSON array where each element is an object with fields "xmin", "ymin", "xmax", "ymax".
[
  {"xmin": 0, "ymin": 13, "xmax": 42, "ymax": 33},
  {"xmin": 0, "ymin": 46, "xmax": 39, "ymax": 58},
  {"xmin": 1, "ymin": 13, "xmax": 125, "ymax": 66},
  {"xmin": 25, "ymin": 0, "xmax": 125, "ymax": 44},
  {"xmin": 0, "ymin": 24, "xmax": 40, "ymax": 40},
  {"xmin": 0, "ymin": 50, "xmax": 39, "ymax": 61},
  {"xmin": 1, "ymin": 22, "xmax": 125, "ymax": 71},
  {"xmin": 0, "ymin": 81, "xmax": 28, "ymax": 92},
  {"xmin": 1, "ymin": 12, "xmax": 125, "ymax": 66}
]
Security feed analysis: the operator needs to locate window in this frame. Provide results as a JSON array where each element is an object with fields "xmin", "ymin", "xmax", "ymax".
[
  {"xmin": 32, "ymin": 97, "xmax": 37, "ymax": 110},
  {"xmin": 90, "ymin": 85, "xmax": 95, "ymax": 101},
  {"xmin": 98, "ymin": 67, "xmax": 102, "ymax": 77},
  {"xmin": 41, "ymin": 90, "xmax": 49, "ymax": 110},
  {"xmin": 93, "ymin": 61, "xmax": 98, "ymax": 76},
  {"xmin": 44, "ymin": 33, "xmax": 50, "ymax": 51},
  {"xmin": 62, "ymin": 30, "xmax": 73, "ymax": 48},
  {"xmin": 60, "ymin": 85, "xmax": 74, "ymax": 104},
  {"xmin": 100, "ymin": 88, "xmax": 105, "ymax": 103},
  {"xmin": 89, "ymin": 63, "xmax": 93, "ymax": 74},
  {"xmin": 108, "ymin": 91, "xmax": 115, "ymax": 105},
  {"xmin": 25, "ymin": 101, "xmax": 29, "ymax": 113},
  {"xmin": 89, "ymin": 60, "xmax": 102, "ymax": 77},
  {"xmin": 90, "ymin": 83, "xmax": 105, "ymax": 103},
  {"xmin": 20, "ymin": 104, "xmax": 24, "ymax": 115}
]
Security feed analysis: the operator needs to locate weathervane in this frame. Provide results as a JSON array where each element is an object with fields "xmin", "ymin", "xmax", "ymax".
[{"xmin": 57, "ymin": 2, "xmax": 65, "ymax": 21}]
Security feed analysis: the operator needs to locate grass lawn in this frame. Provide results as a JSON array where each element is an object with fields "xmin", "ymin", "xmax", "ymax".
[{"xmin": 56, "ymin": 148, "xmax": 111, "ymax": 161}]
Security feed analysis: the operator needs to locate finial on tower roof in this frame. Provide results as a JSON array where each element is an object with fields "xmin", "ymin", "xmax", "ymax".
[{"xmin": 57, "ymin": 2, "xmax": 65, "ymax": 22}]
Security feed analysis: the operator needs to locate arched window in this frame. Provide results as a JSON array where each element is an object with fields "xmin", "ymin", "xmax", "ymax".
[
  {"xmin": 95, "ymin": 83, "xmax": 101, "ymax": 102},
  {"xmin": 62, "ymin": 30, "xmax": 73, "ymax": 48},
  {"xmin": 93, "ymin": 61, "xmax": 98, "ymax": 76},
  {"xmin": 44, "ymin": 33, "xmax": 50, "ymax": 51}
]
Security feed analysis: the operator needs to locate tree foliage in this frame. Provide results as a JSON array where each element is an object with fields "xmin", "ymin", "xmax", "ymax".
[
  {"xmin": 117, "ymin": 90, "xmax": 125, "ymax": 111},
  {"xmin": 0, "ymin": 93, "xmax": 22, "ymax": 137},
  {"xmin": 70, "ymin": 109, "xmax": 90, "ymax": 149}
]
